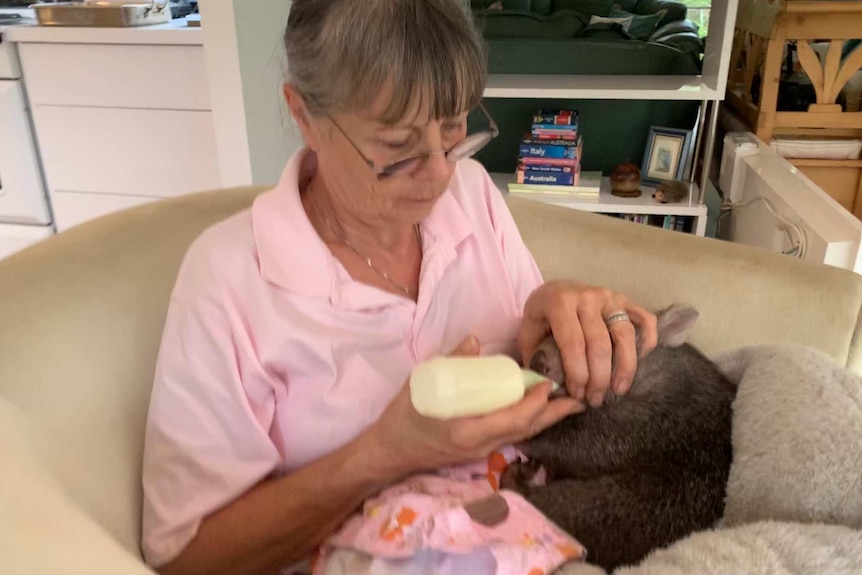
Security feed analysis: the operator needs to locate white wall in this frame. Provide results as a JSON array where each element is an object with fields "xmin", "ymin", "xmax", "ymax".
[{"xmin": 200, "ymin": 0, "xmax": 301, "ymax": 187}]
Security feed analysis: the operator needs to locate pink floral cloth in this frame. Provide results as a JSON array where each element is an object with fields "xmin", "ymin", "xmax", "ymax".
[{"xmin": 312, "ymin": 449, "xmax": 585, "ymax": 575}]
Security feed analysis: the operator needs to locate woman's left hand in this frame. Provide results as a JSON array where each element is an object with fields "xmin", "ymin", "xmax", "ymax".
[{"xmin": 519, "ymin": 280, "xmax": 658, "ymax": 408}]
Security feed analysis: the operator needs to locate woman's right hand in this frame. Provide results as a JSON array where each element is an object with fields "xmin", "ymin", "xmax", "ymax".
[{"xmin": 366, "ymin": 335, "xmax": 584, "ymax": 477}]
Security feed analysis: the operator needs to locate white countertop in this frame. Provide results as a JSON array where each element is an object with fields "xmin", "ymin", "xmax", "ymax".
[{"xmin": 4, "ymin": 15, "xmax": 202, "ymax": 45}]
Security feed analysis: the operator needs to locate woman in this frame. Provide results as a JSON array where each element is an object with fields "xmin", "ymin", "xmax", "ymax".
[{"xmin": 141, "ymin": 1, "xmax": 658, "ymax": 574}]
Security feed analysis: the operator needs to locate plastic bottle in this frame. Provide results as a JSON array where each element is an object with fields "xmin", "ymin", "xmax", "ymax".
[{"xmin": 409, "ymin": 354, "xmax": 555, "ymax": 419}]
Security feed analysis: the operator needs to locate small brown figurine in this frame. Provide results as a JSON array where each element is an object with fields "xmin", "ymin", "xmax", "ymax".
[
  {"xmin": 653, "ymin": 180, "xmax": 689, "ymax": 203},
  {"xmin": 610, "ymin": 162, "xmax": 642, "ymax": 198}
]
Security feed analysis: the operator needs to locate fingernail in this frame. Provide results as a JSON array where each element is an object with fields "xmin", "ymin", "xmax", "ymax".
[
  {"xmin": 570, "ymin": 402, "xmax": 586, "ymax": 415},
  {"xmin": 575, "ymin": 387, "xmax": 585, "ymax": 401},
  {"xmin": 616, "ymin": 379, "xmax": 631, "ymax": 395},
  {"xmin": 589, "ymin": 392, "xmax": 604, "ymax": 408}
]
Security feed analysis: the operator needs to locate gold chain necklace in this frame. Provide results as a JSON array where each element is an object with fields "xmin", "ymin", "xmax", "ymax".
[{"xmin": 312, "ymin": 185, "xmax": 421, "ymax": 297}]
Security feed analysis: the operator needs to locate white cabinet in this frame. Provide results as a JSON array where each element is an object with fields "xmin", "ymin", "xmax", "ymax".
[
  {"xmin": 11, "ymin": 30, "xmax": 221, "ymax": 232},
  {"xmin": 19, "ymin": 43, "xmax": 211, "ymax": 110},
  {"xmin": 33, "ymin": 107, "xmax": 220, "ymax": 199}
]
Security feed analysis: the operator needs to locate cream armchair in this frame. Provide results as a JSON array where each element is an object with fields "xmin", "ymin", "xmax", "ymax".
[{"xmin": 2, "ymin": 186, "xmax": 861, "ymax": 574}]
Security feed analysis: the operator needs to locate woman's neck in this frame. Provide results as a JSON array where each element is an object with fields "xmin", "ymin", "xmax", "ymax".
[{"xmin": 305, "ymin": 176, "xmax": 419, "ymax": 258}]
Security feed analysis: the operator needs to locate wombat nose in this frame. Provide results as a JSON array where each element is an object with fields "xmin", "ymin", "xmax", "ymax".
[{"xmin": 529, "ymin": 349, "xmax": 550, "ymax": 376}]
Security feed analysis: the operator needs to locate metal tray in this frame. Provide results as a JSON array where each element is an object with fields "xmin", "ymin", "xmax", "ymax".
[{"xmin": 31, "ymin": 1, "xmax": 171, "ymax": 27}]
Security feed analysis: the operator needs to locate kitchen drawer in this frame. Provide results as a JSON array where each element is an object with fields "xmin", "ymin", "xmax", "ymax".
[
  {"xmin": 51, "ymin": 190, "xmax": 157, "ymax": 233},
  {"xmin": 33, "ymin": 106, "xmax": 221, "ymax": 198},
  {"xmin": 19, "ymin": 43, "xmax": 210, "ymax": 110}
]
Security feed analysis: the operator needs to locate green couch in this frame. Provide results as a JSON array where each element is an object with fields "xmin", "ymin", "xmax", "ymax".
[{"xmin": 471, "ymin": 0, "xmax": 704, "ymax": 75}]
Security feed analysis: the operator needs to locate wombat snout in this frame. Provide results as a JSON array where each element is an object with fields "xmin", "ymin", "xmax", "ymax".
[{"xmin": 528, "ymin": 337, "xmax": 566, "ymax": 385}]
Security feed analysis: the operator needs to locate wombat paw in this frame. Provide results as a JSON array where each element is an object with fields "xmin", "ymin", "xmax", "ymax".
[{"xmin": 500, "ymin": 459, "xmax": 546, "ymax": 494}]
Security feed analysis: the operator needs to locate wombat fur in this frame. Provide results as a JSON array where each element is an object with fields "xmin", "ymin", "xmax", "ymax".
[{"xmin": 502, "ymin": 304, "xmax": 736, "ymax": 572}]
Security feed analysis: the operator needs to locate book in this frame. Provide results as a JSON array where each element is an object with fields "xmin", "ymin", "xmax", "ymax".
[
  {"xmin": 508, "ymin": 171, "xmax": 602, "ymax": 196},
  {"xmin": 517, "ymin": 169, "xmax": 578, "ymax": 186},
  {"xmin": 532, "ymin": 123, "xmax": 578, "ymax": 131},
  {"xmin": 531, "ymin": 129, "xmax": 579, "ymax": 141},
  {"xmin": 532, "ymin": 109, "xmax": 578, "ymax": 126},
  {"xmin": 518, "ymin": 137, "xmax": 583, "ymax": 160},
  {"xmin": 521, "ymin": 136, "xmax": 583, "ymax": 147},
  {"xmin": 519, "ymin": 156, "xmax": 580, "ymax": 168},
  {"xmin": 516, "ymin": 163, "xmax": 576, "ymax": 173},
  {"xmin": 530, "ymin": 131, "xmax": 578, "ymax": 142}
]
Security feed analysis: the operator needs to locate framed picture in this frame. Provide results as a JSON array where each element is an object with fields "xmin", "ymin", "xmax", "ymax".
[{"xmin": 641, "ymin": 126, "xmax": 692, "ymax": 186}]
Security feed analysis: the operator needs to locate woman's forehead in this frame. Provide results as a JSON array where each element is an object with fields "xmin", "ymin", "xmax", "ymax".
[{"xmin": 351, "ymin": 81, "xmax": 468, "ymax": 128}]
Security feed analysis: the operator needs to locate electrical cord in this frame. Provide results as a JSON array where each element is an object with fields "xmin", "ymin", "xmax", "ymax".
[{"xmin": 723, "ymin": 196, "xmax": 808, "ymax": 259}]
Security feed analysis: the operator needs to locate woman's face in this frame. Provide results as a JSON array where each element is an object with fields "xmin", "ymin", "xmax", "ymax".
[{"xmin": 302, "ymin": 86, "xmax": 470, "ymax": 228}]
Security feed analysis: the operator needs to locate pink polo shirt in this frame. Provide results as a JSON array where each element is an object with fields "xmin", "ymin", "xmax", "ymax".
[{"xmin": 140, "ymin": 149, "xmax": 544, "ymax": 568}]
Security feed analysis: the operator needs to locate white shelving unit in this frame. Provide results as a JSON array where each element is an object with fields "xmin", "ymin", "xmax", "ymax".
[
  {"xmin": 491, "ymin": 172, "xmax": 709, "ymax": 236},
  {"xmin": 481, "ymin": 0, "xmax": 739, "ymax": 237},
  {"xmin": 484, "ymin": 74, "xmax": 720, "ymax": 100}
]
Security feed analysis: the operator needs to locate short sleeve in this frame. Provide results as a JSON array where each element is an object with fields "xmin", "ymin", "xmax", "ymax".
[
  {"xmin": 141, "ymin": 271, "xmax": 280, "ymax": 567},
  {"xmin": 481, "ymin": 168, "xmax": 545, "ymax": 311}
]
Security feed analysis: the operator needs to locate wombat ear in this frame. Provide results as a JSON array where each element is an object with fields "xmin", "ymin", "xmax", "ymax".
[{"xmin": 656, "ymin": 304, "xmax": 699, "ymax": 347}]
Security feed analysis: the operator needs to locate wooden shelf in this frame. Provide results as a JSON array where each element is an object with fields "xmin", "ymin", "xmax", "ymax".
[
  {"xmin": 491, "ymin": 172, "xmax": 708, "ymax": 217},
  {"xmin": 483, "ymin": 74, "xmax": 720, "ymax": 101},
  {"xmin": 788, "ymin": 158, "xmax": 862, "ymax": 168}
]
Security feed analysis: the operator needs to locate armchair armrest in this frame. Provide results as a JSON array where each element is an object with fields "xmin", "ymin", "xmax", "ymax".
[
  {"xmin": 634, "ymin": 0, "xmax": 687, "ymax": 25},
  {"xmin": 506, "ymin": 196, "xmax": 862, "ymax": 373}
]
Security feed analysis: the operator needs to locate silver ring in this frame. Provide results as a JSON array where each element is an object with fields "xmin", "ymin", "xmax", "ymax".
[{"xmin": 605, "ymin": 311, "xmax": 630, "ymax": 326}]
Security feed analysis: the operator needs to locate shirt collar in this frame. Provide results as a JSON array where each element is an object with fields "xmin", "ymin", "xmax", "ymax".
[{"xmin": 252, "ymin": 148, "xmax": 475, "ymax": 304}]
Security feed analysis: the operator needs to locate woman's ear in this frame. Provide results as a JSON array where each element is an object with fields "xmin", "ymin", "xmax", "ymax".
[{"xmin": 283, "ymin": 83, "xmax": 321, "ymax": 151}]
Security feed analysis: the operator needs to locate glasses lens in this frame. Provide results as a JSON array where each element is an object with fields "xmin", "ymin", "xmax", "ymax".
[
  {"xmin": 447, "ymin": 132, "xmax": 494, "ymax": 162},
  {"xmin": 381, "ymin": 156, "xmax": 424, "ymax": 177},
  {"xmin": 379, "ymin": 129, "xmax": 497, "ymax": 177}
]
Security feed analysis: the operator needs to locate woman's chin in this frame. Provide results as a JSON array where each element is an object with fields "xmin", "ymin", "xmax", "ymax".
[{"xmin": 400, "ymin": 194, "xmax": 441, "ymax": 216}]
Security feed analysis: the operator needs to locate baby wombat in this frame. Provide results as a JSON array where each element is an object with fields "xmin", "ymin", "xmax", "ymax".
[{"xmin": 502, "ymin": 304, "xmax": 736, "ymax": 572}]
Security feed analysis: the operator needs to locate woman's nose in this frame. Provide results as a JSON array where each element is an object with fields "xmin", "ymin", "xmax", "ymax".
[{"xmin": 412, "ymin": 151, "xmax": 451, "ymax": 181}]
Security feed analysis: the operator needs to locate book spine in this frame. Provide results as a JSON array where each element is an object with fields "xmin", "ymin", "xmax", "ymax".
[
  {"xmin": 532, "ymin": 131, "xmax": 579, "ymax": 141},
  {"xmin": 521, "ymin": 135, "xmax": 582, "ymax": 146},
  {"xmin": 516, "ymin": 163, "xmax": 575, "ymax": 173},
  {"xmin": 518, "ymin": 144, "xmax": 580, "ymax": 159},
  {"xmin": 519, "ymin": 156, "xmax": 580, "ymax": 168},
  {"xmin": 532, "ymin": 123, "xmax": 578, "ymax": 131},
  {"xmin": 533, "ymin": 110, "xmax": 578, "ymax": 125},
  {"xmin": 517, "ymin": 169, "xmax": 576, "ymax": 186}
]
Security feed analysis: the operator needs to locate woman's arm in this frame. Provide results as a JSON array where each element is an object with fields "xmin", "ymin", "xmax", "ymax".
[
  {"xmin": 157, "ymin": 336, "xmax": 580, "ymax": 575},
  {"xmin": 157, "ymin": 429, "xmax": 400, "ymax": 575}
]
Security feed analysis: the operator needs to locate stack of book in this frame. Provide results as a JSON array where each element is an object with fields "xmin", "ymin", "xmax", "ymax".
[{"xmin": 508, "ymin": 109, "xmax": 601, "ymax": 201}]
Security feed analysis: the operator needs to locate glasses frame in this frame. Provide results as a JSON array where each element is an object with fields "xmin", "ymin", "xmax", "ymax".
[{"xmin": 327, "ymin": 102, "xmax": 499, "ymax": 178}]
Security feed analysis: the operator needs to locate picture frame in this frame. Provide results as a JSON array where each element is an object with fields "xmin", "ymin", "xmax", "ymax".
[{"xmin": 640, "ymin": 126, "xmax": 692, "ymax": 186}]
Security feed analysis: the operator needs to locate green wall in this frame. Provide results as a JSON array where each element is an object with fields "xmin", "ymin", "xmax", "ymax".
[{"xmin": 472, "ymin": 98, "xmax": 701, "ymax": 175}]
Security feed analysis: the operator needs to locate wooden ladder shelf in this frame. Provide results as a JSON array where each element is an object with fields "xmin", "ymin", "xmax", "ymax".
[{"xmin": 726, "ymin": 0, "xmax": 862, "ymax": 217}]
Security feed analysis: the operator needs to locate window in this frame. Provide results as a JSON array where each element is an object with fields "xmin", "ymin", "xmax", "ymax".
[{"xmin": 680, "ymin": 0, "xmax": 710, "ymax": 38}]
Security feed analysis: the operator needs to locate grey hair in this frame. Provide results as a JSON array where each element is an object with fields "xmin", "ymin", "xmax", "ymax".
[{"xmin": 284, "ymin": 0, "xmax": 487, "ymax": 123}]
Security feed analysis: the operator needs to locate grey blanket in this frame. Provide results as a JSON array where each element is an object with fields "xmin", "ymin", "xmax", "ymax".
[{"xmin": 559, "ymin": 343, "xmax": 862, "ymax": 575}]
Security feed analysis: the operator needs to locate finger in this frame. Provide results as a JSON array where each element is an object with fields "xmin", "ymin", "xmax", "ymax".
[
  {"xmin": 515, "ymin": 397, "xmax": 585, "ymax": 442},
  {"xmin": 626, "ymin": 305, "xmax": 659, "ymax": 357},
  {"xmin": 607, "ymin": 314, "xmax": 638, "ymax": 396},
  {"xmin": 469, "ymin": 381, "xmax": 554, "ymax": 441},
  {"xmin": 546, "ymin": 305, "xmax": 589, "ymax": 401},
  {"xmin": 449, "ymin": 334, "xmax": 480, "ymax": 357},
  {"xmin": 578, "ymin": 304, "xmax": 613, "ymax": 407}
]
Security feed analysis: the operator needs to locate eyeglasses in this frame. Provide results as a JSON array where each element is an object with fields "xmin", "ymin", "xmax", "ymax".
[{"xmin": 327, "ymin": 103, "xmax": 499, "ymax": 178}]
